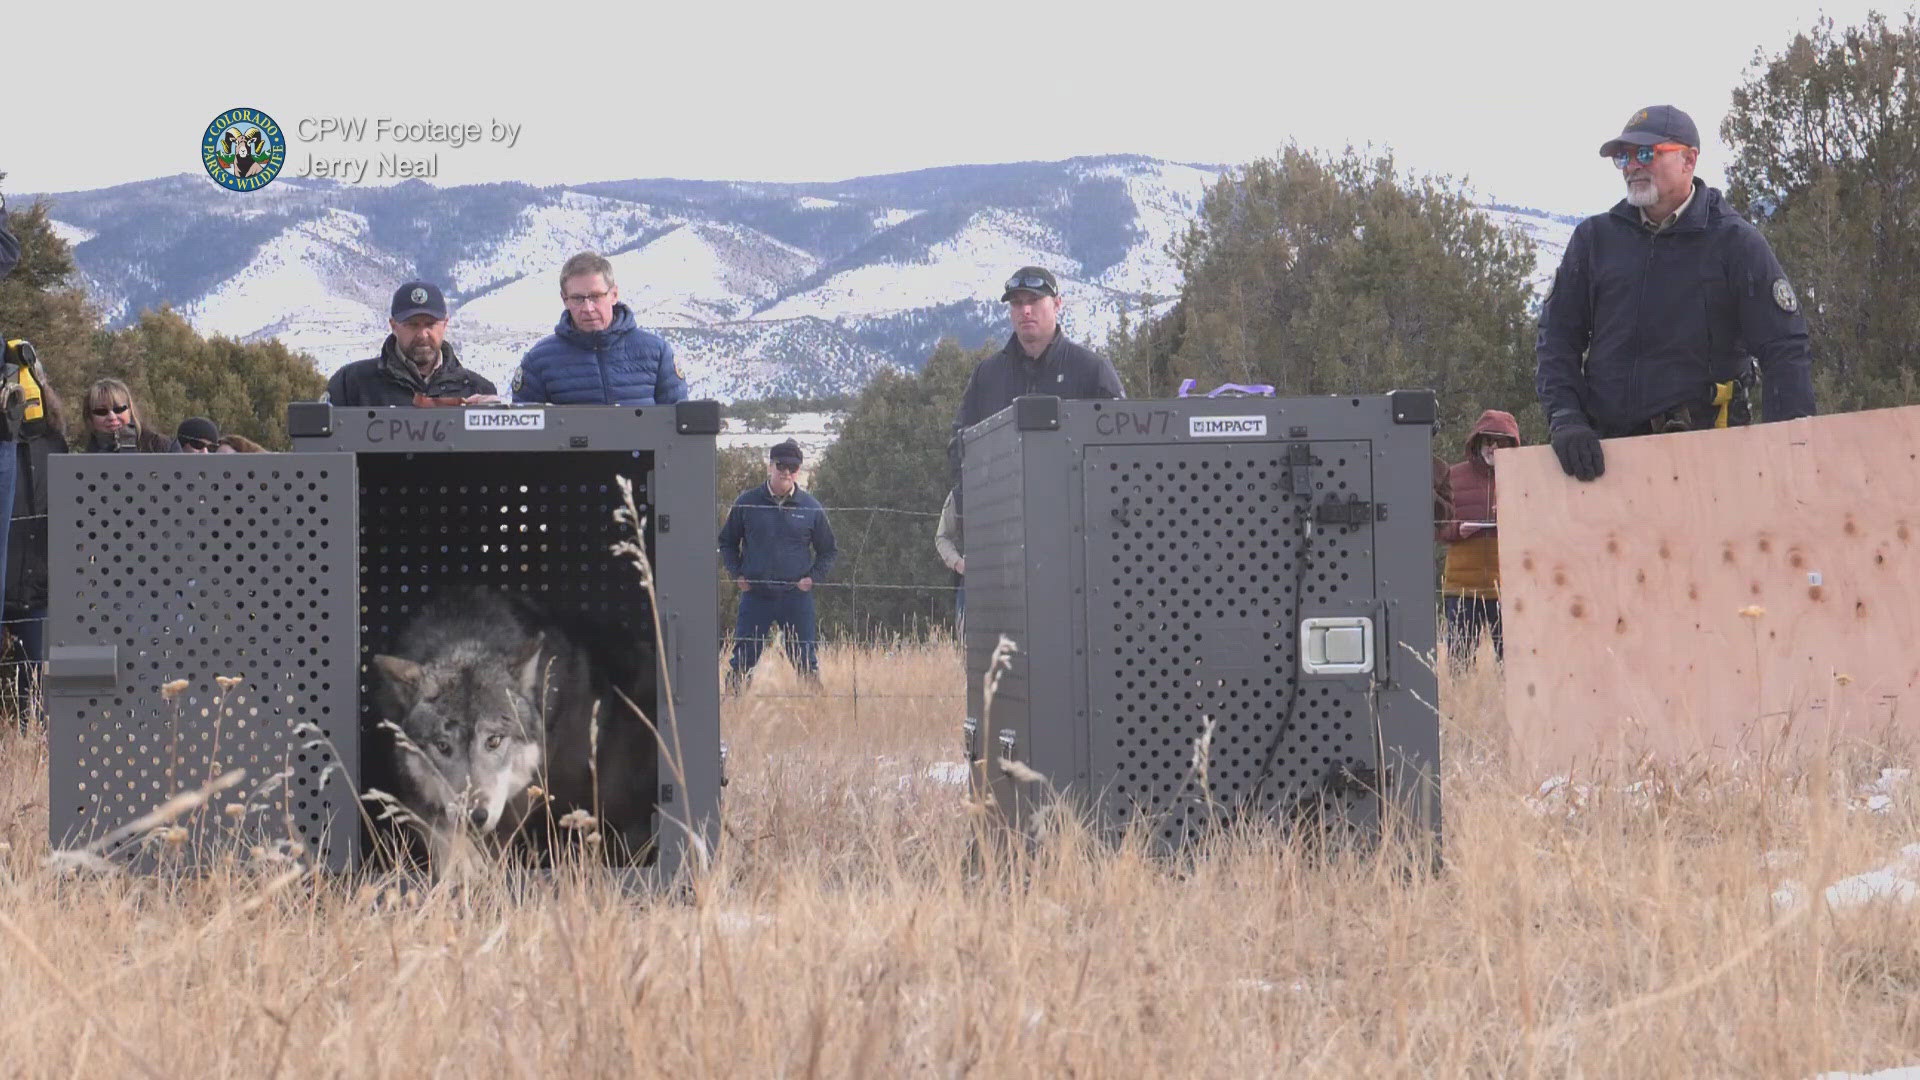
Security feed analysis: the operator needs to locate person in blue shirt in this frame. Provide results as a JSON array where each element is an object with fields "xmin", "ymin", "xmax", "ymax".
[
  {"xmin": 717, "ymin": 439, "xmax": 836, "ymax": 691},
  {"xmin": 512, "ymin": 252, "xmax": 687, "ymax": 406}
]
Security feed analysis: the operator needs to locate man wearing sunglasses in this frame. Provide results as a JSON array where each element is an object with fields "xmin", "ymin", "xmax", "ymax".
[
  {"xmin": 718, "ymin": 438, "xmax": 837, "ymax": 691},
  {"xmin": 324, "ymin": 281, "xmax": 500, "ymax": 407},
  {"xmin": 1536, "ymin": 105, "xmax": 1814, "ymax": 481},
  {"xmin": 175, "ymin": 417, "xmax": 221, "ymax": 453},
  {"xmin": 949, "ymin": 266, "xmax": 1124, "ymax": 476}
]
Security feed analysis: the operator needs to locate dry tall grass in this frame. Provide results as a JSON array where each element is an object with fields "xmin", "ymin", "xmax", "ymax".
[{"xmin": 2, "ymin": 634, "xmax": 1919, "ymax": 1078}]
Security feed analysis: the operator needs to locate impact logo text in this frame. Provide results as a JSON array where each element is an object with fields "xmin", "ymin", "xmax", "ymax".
[
  {"xmin": 1188, "ymin": 415, "xmax": 1267, "ymax": 438},
  {"xmin": 465, "ymin": 410, "xmax": 546, "ymax": 431}
]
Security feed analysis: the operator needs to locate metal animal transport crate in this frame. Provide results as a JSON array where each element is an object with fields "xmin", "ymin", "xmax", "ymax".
[
  {"xmin": 45, "ymin": 402, "xmax": 722, "ymax": 880},
  {"xmin": 960, "ymin": 392, "xmax": 1440, "ymax": 852}
]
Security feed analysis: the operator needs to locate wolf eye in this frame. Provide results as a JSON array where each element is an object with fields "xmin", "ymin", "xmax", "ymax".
[
  {"xmin": 433, "ymin": 740, "xmax": 454, "ymax": 756},
  {"xmin": 485, "ymin": 734, "xmax": 503, "ymax": 751}
]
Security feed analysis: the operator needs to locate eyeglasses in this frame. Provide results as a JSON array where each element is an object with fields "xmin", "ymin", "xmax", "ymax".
[
  {"xmin": 1611, "ymin": 143, "xmax": 1688, "ymax": 169},
  {"xmin": 1004, "ymin": 273, "xmax": 1053, "ymax": 294},
  {"xmin": 90, "ymin": 404, "xmax": 130, "ymax": 418},
  {"xmin": 773, "ymin": 462, "xmax": 800, "ymax": 474},
  {"xmin": 564, "ymin": 290, "xmax": 612, "ymax": 306},
  {"xmin": 179, "ymin": 437, "xmax": 215, "ymax": 451}
]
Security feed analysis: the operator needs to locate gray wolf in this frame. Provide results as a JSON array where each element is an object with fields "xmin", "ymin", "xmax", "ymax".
[{"xmin": 371, "ymin": 588, "xmax": 659, "ymax": 864}]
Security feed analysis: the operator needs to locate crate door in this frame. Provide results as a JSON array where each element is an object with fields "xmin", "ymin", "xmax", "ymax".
[
  {"xmin": 46, "ymin": 453, "xmax": 361, "ymax": 870},
  {"xmin": 1082, "ymin": 441, "xmax": 1381, "ymax": 848}
]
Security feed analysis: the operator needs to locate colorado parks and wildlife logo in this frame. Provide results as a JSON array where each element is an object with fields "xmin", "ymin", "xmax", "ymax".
[{"xmin": 202, "ymin": 108, "xmax": 286, "ymax": 192}]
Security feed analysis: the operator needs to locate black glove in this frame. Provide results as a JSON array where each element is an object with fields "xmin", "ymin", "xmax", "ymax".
[{"xmin": 1550, "ymin": 423, "xmax": 1605, "ymax": 481}]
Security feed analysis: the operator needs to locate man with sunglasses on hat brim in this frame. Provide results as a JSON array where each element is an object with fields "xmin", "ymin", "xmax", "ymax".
[
  {"xmin": 718, "ymin": 438, "xmax": 838, "ymax": 691},
  {"xmin": 949, "ymin": 266, "xmax": 1125, "ymax": 477},
  {"xmin": 324, "ymin": 282, "xmax": 500, "ymax": 407},
  {"xmin": 1536, "ymin": 105, "xmax": 1815, "ymax": 482}
]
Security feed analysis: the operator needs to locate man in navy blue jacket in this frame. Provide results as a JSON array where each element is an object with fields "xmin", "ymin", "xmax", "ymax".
[
  {"xmin": 1537, "ymin": 105, "xmax": 1815, "ymax": 481},
  {"xmin": 718, "ymin": 439, "xmax": 837, "ymax": 690},
  {"xmin": 512, "ymin": 251, "xmax": 688, "ymax": 405}
]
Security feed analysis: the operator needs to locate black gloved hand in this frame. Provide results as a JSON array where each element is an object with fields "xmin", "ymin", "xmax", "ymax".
[{"xmin": 1550, "ymin": 423, "xmax": 1605, "ymax": 482}]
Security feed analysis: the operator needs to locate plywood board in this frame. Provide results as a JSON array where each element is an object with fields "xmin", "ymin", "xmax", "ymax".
[{"xmin": 1498, "ymin": 405, "xmax": 1920, "ymax": 772}]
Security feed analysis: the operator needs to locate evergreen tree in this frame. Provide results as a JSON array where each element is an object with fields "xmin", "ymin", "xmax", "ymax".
[
  {"xmin": 809, "ymin": 338, "xmax": 984, "ymax": 638},
  {"xmin": 0, "ymin": 177, "xmax": 325, "ymax": 448},
  {"xmin": 0, "ymin": 192, "xmax": 105, "ymax": 422},
  {"xmin": 1109, "ymin": 148, "xmax": 1540, "ymax": 444},
  {"xmin": 93, "ymin": 308, "xmax": 325, "ymax": 449},
  {"xmin": 1723, "ymin": 12, "xmax": 1920, "ymax": 412}
]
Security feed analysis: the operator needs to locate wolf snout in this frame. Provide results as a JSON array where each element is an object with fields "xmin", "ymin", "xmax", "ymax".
[{"xmin": 468, "ymin": 806, "xmax": 490, "ymax": 829}]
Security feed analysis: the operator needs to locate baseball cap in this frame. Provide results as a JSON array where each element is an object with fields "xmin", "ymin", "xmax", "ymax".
[
  {"xmin": 1000, "ymin": 266, "xmax": 1058, "ymax": 302},
  {"xmin": 770, "ymin": 438, "xmax": 803, "ymax": 465},
  {"xmin": 391, "ymin": 281, "xmax": 449, "ymax": 322},
  {"xmin": 1599, "ymin": 105, "xmax": 1700, "ymax": 157}
]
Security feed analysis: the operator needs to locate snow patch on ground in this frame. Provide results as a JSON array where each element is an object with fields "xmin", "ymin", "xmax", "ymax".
[
  {"xmin": 924, "ymin": 762, "xmax": 969, "ymax": 785},
  {"xmin": 1775, "ymin": 843, "xmax": 1920, "ymax": 913},
  {"xmin": 1852, "ymin": 768, "xmax": 1910, "ymax": 814},
  {"xmin": 178, "ymin": 208, "xmax": 402, "ymax": 376},
  {"xmin": 449, "ymin": 192, "xmax": 668, "ymax": 295},
  {"xmin": 1482, "ymin": 207, "xmax": 1575, "ymax": 298},
  {"xmin": 759, "ymin": 208, "xmax": 1072, "ymax": 322},
  {"xmin": 718, "ymin": 410, "xmax": 841, "ymax": 466},
  {"xmin": 48, "ymin": 219, "xmax": 96, "ymax": 247}
]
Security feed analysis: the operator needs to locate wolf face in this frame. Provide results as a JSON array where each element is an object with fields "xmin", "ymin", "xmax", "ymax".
[{"xmin": 373, "ymin": 637, "xmax": 546, "ymax": 836}]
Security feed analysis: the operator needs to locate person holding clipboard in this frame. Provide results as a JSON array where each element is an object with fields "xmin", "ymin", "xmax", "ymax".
[{"xmin": 1437, "ymin": 410, "xmax": 1521, "ymax": 669}]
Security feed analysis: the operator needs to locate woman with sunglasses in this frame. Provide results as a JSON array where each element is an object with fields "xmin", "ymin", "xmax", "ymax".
[{"xmin": 78, "ymin": 379, "xmax": 174, "ymax": 453}]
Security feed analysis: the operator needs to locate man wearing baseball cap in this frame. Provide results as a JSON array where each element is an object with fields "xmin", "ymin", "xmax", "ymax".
[
  {"xmin": 949, "ymin": 265, "xmax": 1124, "ymax": 477},
  {"xmin": 323, "ymin": 281, "xmax": 500, "ymax": 407},
  {"xmin": 1536, "ymin": 105, "xmax": 1815, "ymax": 481},
  {"xmin": 717, "ymin": 438, "xmax": 837, "ymax": 691}
]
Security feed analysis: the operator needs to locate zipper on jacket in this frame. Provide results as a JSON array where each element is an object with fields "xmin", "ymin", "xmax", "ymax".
[{"xmin": 1627, "ymin": 230, "xmax": 1659, "ymax": 426}]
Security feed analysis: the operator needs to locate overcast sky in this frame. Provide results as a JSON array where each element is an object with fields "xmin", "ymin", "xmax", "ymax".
[{"xmin": 2, "ymin": 0, "xmax": 1891, "ymax": 213}]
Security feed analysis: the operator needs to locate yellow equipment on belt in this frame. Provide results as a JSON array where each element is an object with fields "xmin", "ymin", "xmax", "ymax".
[
  {"xmin": 1711, "ymin": 379, "xmax": 1735, "ymax": 429},
  {"xmin": 4, "ymin": 339, "xmax": 48, "ymax": 436}
]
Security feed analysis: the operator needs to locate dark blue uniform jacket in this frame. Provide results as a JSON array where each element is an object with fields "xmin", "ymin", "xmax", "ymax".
[
  {"xmin": 718, "ymin": 484, "xmax": 838, "ymax": 596},
  {"xmin": 1536, "ymin": 179, "xmax": 1815, "ymax": 436}
]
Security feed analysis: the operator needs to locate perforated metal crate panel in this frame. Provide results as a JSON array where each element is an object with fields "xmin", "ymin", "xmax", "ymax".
[
  {"xmin": 353, "ymin": 450, "xmax": 660, "ymax": 864},
  {"xmin": 1084, "ymin": 441, "xmax": 1379, "ymax": 848},
  {"xmin": 354, "ymin": 451, "xmax": 655, "ymax": 651},
  {"xmin": 47, "ymin": 454, "xmax": 361, "ymax": 871}
]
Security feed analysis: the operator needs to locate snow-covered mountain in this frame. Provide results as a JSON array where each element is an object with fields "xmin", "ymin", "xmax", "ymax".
[{"xmin": 26, "ymin": 157, "xmax": 1573, "ymax": 401}]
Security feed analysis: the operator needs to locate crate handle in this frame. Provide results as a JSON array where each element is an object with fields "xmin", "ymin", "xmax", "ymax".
[{"xmin": 47, "ymin": 645, "xmax": 118, "ymax": 692}]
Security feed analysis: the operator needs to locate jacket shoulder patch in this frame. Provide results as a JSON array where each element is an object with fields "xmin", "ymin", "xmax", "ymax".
[{"xmin": 1772, "ymin": 277, "xmax": 1799, "ymax": 313}]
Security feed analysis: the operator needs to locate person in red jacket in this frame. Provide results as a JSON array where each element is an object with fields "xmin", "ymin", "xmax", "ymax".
[{"xmin": 1436, "ymin": 410, "xmax": 1521, "ymax": 668}]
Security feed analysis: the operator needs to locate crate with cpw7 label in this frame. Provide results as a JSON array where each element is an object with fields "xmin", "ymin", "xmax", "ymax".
[{"xmin": 959, "ymin": 391, "xmax": 1440, "ymax": 853}]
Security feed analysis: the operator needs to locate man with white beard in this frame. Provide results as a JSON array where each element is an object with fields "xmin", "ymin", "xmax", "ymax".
[{"xmin": 1535, "ymin": 105, "xmax": 1814, "ymax": 481}]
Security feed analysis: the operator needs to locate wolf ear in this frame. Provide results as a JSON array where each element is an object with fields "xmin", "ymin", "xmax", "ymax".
[
  {"xmin": 373, "ymin": 655, "xmax": 425, "ymax": 708},
  {"xmin": 512, "ymin": 634, "xmax": 546, "ymax": 699}
]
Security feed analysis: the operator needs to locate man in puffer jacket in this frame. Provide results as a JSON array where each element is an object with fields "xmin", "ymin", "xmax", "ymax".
[
  {"xmin": 1436, "ymin": 409, "xmax": 1521, "ymax": 669},
  {"xmin": 512, "ymin": 251, "xmax": 687, "ymax": 406}
]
